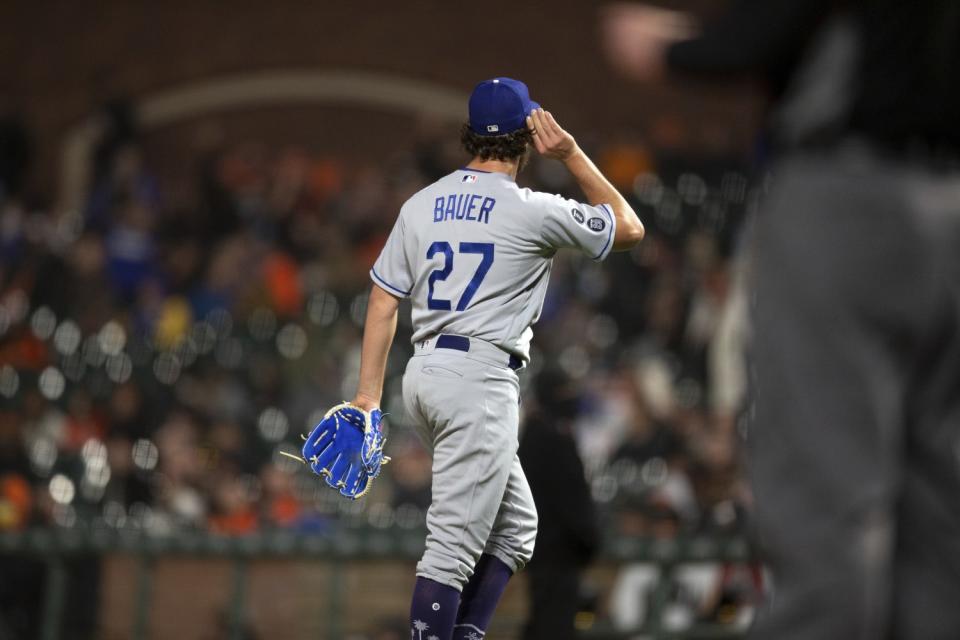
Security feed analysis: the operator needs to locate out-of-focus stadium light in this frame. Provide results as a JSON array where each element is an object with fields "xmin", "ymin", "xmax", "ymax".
[
  {"xmin": 276, "ymin": 323, "xmax": 307, "ymax": 359},
  {"xmin": 98, "ymin": 320, "xmax": 127, "ymax": 356},
  {"xmin": 172, "ymin": 336, "xmax": 199, "ymax": 368},
  {"xmin": 103, "ymin": 500, "xmax": 126, "ymax": 528},
  {"xmin": 30, "ymin": 305, "xmax": 57, "ymax": 340},
  {"xmin": 0, "ymin": 364, "xmax": 18, "ymax": 398},
  {"xmin": 190, "ymin": 321, "xmax": 217, "ymax": 354},
  {"xmin": 53, "ymin": 319, "xmax": 82, "ymax": 355},
  {"xmin": 132, "ymin": 438, "xmax": 159, "ymax": 471},
  {"xmin": 81, "ymin": 438, "xmax": 107, "ymax": 467},
  {"xmin": 81, "ymin": 438, "xmax": 111, "ymax": 501},
  {"xmin": 52, "ymin": 504, "xmax": 77, "ymax": 528},
  {"xmin": 591, "ymin": 471, "xmax": 619, "ymax": 504},
  {"xmin": 153, "ymin": 352, "xmax": 182, "ymax": 385},
  {"xmin": 52, "ymin": 211, "xmax": 84, "ymax": 247},
  {"xmin": 558, "ymin": 344, "xmax": 591, "ymax": 380},
  {"xmin": 257, "ymin": 407, "xmax": 289, "ymax": 442},
  {"xmin": 307, "ymin": 291, "xmax": 339, "ymax": 326},
  {"xmin": 49, "ymin": 473, "xmax": 76, "ymax": 505},
  {"xmin": 656, "ymin": 189, "xmax": 684, "ymax": 235},
  {"xmin": 206, "ymin": 308, "xmax": 233, "ymax": 338},
  {"xmin": 678, "ymin": 172, "xmax": 707, "ymax": 206},
  {"xmin": 699, "ymin": 198, "xmax": 727, "ymax": 233},
  {"xmin": 349, "ymin": 292, "xmax": 369, "ymax": 327},
  {"xmin": 82, "ymin": 468, "xmax": 110, "ymax": 501},
  {"xmin": 721, "ymin": 171, "xmax": 748, "ymax": 204},
  {"xmin": 641, "ymin": 457, "xmax": 669, "ymax": 487},
  {"xmin": 633, "ymin": 172, "xmax": 664, "ymax": 206},
  {"xmin": 611, "ymin": 458, "xmax": 640, "ymax": 489},
  {"xmin": 586, "ymin": 314, "xmax": 619, "ymax": 350},
  {"xmin": 38, "ymin": 366, "xmax": 66, "ymax": 400},
  {"xmin": 29, "ymin": 437, "xmax": 57, "ymax": 476},
  {"xmin": 82, "ymin": 334, "xmax": 106, "ymax": 367},
  {"xmin": 106, "ymin": 353, "xmax": 133, "ymax": 384},
  {"xmin": 129, "ymin": 502, "xmax": 153, "ymax": 528}
]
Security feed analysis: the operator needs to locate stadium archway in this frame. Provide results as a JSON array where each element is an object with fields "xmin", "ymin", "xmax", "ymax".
[{"xmin": 59, "ymin": 69, "xmax": 467, "ymax": 211}]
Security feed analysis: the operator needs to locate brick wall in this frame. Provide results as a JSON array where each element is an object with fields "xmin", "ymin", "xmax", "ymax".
[
  {"xmin": 2, "ymin": 0, "xmax": 760, "ymax": 193},
  {"xmin": 100, "ymin": 555, "xmax": 621, "ymax": 639}
]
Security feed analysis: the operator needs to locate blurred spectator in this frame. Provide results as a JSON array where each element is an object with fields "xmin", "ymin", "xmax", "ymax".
[
  {"xmin": 604, "ymin": 1, "xmax": 960, "ymax": 637},
  {"xmin": 610, "ymin": 386, "xmax": 681, "ymax": 466},
  {"xmin": 0, "ymin": 80, "xmax": 760, "ymax": 635},
  {"xmin": 259, "ymin": 461, "xmax": 301, "ymax": 528},
  {"xmin": 387, "ymin": 436, "xmax": 432, "ymax": 512},
  {"xmin": 519, "ymin": 368, "xmax": 599, "ymax": 640},
  {"xmin": 0, "ymin": 118, "xmax": 751, "ymax": 538},
  {"xmin": 0, "ymin": 111, "xmax": 30, "ymax": 200},
  {"xmin": 208, "ymin": 472, "xmax": 258, "ymax": 535}
]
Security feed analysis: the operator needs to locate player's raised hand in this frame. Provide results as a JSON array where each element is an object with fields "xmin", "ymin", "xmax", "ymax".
[{"xmin": 527, "ymin": 109, "xmax": 578, "ymax": 162}]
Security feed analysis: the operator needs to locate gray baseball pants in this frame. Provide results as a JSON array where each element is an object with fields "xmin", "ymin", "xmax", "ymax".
[
  {"xmin": 402, "ymin": 335, "xmax": 538, "ymax": 591},
  {"xmin": 749, "ymin": 142, "xmax": 960, "ymax": 639}
]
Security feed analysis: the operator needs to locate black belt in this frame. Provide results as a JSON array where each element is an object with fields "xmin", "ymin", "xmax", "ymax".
[{"xmin": 436, "ymin": 334, "xmax": 523, "ymax": 370}]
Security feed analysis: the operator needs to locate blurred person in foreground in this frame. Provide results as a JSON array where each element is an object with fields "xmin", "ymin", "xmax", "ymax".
[
  {"xmin": 603, "ymin": 2, "xmax": 960, "ymax": 638},
  {"xmin": 519, "ymin": 368, "xmax": 599, "ymax": 640}
]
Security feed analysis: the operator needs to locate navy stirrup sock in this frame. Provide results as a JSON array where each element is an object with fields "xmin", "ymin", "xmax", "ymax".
[
  {"xmin": 410, "ymin": 577, "xmax": 461, "ymax": 640},
  {"xmin": 453, "ymin": 554, "xmax": 514, "ymax": 639}
]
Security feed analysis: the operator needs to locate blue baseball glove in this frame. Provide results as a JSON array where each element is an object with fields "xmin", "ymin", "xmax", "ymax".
[{"xmin": 299, "ymin": 402, "xmax": 390, "ymax": 499}]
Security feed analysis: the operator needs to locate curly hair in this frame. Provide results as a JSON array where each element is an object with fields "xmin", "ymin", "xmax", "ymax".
[{"xmin": 460, "ymin": 124, "xmax": 533, "ymax": 162}]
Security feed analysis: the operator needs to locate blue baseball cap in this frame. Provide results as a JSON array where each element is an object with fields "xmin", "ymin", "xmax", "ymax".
[{"xmin": 468, "ymin": 77, "xmax": 541, "ymax": 136}]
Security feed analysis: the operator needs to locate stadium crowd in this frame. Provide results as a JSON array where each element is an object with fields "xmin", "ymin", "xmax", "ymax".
[{"xmin": 0, "ymin": 100, "xmax": 756, "ymax": 635}]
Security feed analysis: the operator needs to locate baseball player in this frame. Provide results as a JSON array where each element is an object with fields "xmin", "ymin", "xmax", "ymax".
[{"xmin": 352, "ymin": 78, "xmax": 644, "ymax": 640}]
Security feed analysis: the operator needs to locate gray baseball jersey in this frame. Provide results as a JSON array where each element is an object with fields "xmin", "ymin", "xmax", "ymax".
[
  {"xmin": 378, "ymin": 167, "xmax": 616, "ymax": 592},
  {"xmin": 371, "ymin": 168, "xmax": 617, "ymax": 362}
]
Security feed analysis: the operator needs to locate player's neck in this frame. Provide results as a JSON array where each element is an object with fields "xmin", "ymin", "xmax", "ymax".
[{"xmin": 465, "ymin": 157, "xmax": 519, "ymax": 180}]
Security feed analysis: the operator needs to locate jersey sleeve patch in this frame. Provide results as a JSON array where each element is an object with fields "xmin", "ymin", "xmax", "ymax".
[
  {"xmin": 539, "ymin": 194, "xmax": 616, "ymax": 262},
  {"xmin": 593, "ymin": 204, "xmax": 615, "ymax": 261}
]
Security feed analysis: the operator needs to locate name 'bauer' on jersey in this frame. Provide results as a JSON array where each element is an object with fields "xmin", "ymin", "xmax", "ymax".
[{"xmin": 371, "ymin": 162, "xmax": 617, "ymax": 365}]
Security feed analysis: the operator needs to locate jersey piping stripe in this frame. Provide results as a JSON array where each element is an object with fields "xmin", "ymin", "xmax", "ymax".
[
  {"xmin": 594, "ymin": 203, "xmax": 615, "ymax": 260},
  {"xmin": 370, "ymin": 268, "xmax": 411, "ymax": 296},
  {"xmin": 458, "ymin": 167, "xmax": 492, "ymax": 173}
]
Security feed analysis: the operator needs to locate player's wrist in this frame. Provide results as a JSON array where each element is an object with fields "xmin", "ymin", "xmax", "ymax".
[
  {"xmin": 352, "ymin": 392, "xmax": 380, "ymax": 411},
  {"xmin": 561, "ymin": 144, "xmax": 585, "ymax": 164}
]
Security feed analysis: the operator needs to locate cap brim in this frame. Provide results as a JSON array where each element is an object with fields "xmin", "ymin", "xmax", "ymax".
[{"xmin": 529, "ymin": 100, "xmax": 541, "ymax": 112}]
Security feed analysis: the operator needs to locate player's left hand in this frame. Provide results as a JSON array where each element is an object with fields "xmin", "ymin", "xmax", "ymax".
[
  {"xmin": 527, "ymin": 109, "xmax": 578, "ymax": 161},
  {"xmin": 297, "ymin": 402, "xmax": 390, "ymax": 499}
]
